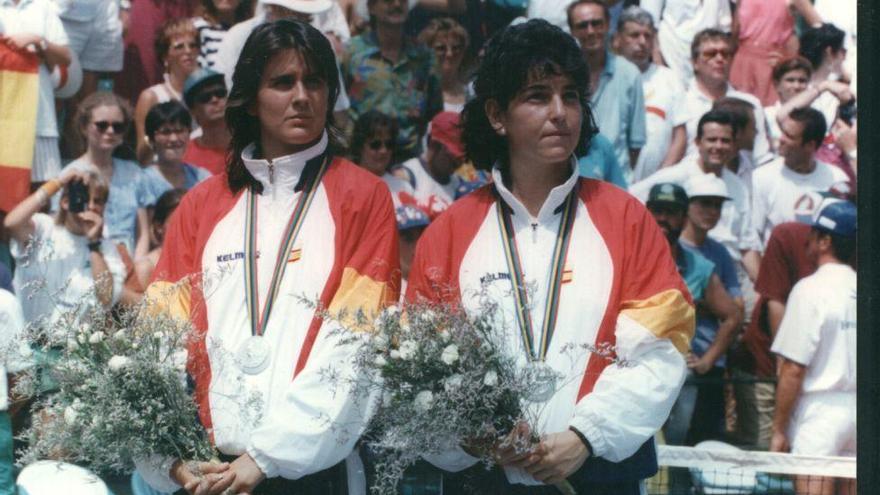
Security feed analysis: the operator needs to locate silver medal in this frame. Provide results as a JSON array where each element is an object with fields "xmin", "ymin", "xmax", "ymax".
[
  {"xmin": 237, "ymin": 335, "xmax": 271, "ymax": 375},
  {"xmin": 526, "ymin": 362, "xmax": 559, "ymax": 403}
]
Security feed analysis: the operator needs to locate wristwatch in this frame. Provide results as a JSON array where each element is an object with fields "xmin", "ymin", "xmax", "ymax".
[{"xmin": 87, "ymin": 240, "xmax": 102, "ymax": 253}]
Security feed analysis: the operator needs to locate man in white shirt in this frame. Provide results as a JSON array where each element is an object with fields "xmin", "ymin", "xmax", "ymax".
[
  {"xmin": 770, "ymin": 200, "xmax": 856, "ymax": 494},
  {"xmin": 640, "ymin": 0, "xmax": 730, "ymax": 81},
  {"xmin": 631, "ymin": 110, "xmax": 762, "ymax": 283},
  {"xmin": 214, "ymin": 0, "xmax": 351, "ymax": 111},
  {"xmin": 613, "ymin": 6, "xmax": 686, "ymax": 182},
  {"xmin": 751, "ymin": 107, "xmax": 850, "ymax": 247},
  {"xmin": 712, "ymin": 97, "xmax": 758, "ymax": 192},
  {"xmin": 681, "ymin": 29, "xmax": 773, "ymax": 165}
]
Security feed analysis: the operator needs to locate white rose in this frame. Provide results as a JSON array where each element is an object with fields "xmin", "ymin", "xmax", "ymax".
[
  {"xmin": 66, "ymin": 338, "xmax": 79, "ymax": 351},
  {"xmin": 88, "ymin": 332, "xmax": 104, "ymax": 344},
  {"xmin": 444, "ymin": 373, "xmax": 463, "ymax": 391},
  {"xmin": 382, "ymin": 390, "xmax": 394, "ymax": 407},
  {"xmin": 63, "ymin": 406, "xmax": 78, "ymax": 426},
  {"xmin": 113, "ymin": 329, "xmax": 128, "ymax": 341},
  {"xmin": 374, "ymin": 354, "xmax": 388, "ymax": 367},
  {"xmin": 419, "ymin": 310, "xmax": 438, "ymax": 324},
  {"xmin": 440, "ymin": 344, "xmax": 459, "ymax": 365},
  {"xmin": 107, "ymin": 355, "xmax": 131, "ymax": 372},
  {"xmin": 414, "ymin": 390, "xmax": 434, "ymax": 412},
  {"xmin": 483, "ymin": 370, "xmax": 499, "ymax": 387},
  {"xmin": 439, "ymin": 330, "xmax": 451, "ymax": 342},
  {"xmin": 153, "ymin": 331, "xmax": 165, "ymax": 341},
  {"xmin": 389, "ymin": 349, "xmax": 401, "ymax": 360},
  {"xmin": 398, "ymin": 340, "xmax": 418, "ymax": 360}
]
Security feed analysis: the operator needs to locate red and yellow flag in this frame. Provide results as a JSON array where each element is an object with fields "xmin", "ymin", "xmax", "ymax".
[{"xmin": 0, "ymin": 44, "xmax": 39, "ymax": 213}]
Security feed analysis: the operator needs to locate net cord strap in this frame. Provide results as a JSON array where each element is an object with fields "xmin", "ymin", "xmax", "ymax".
[{"xmin": 656, "ymin": 445, "xmax": 857, "ymax": 479}]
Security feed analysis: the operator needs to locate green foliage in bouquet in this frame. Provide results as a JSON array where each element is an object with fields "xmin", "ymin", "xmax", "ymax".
[
  {"xmin": 12, "ymin": 297, "xmax": 214, "ymax": 475},
  {"xmin": 323, "ymin": 299, "xmax": 562, "ymax": 495}
]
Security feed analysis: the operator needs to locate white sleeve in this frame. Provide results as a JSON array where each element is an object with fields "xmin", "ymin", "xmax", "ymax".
[
  {"xmin": 568, "ymin": 315, "xmax": 686, "ymax": 462},
  {"xmin": 750, "ymin": 175, "xmax": 770, "ymax": 249},
  {"xmin": 317, "ymin": 2, "xmax": 351, "ymax": 43},
  {"xmin": 99, "ymin": 240, "xmax": 126, "ymax": 306},
  {"xmin": 44, "ymin": 7, "xmax": 69, "ymax": 46},
  {"xmin": 134, "ymin": 455, "xmax": 181, "ymax": 493},
  {"xmin": 247, "ymin": 325, "xmax": 380, "ymax": 479},
  {"xmin": 422, "ymin": 442, "xmax": 480, "ymax": 472},
  {"xmin": 736, "ymin": 189, "xmax": 762, "ymax": 253},
  {"xmin": 770, "ymin": 283, "xmax": 820, "ymax": 366}
]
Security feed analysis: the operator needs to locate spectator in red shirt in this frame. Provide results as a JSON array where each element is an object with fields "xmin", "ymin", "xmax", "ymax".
[{"xmin": 182, "ymin": 68, "xmax": 230, "ymax": 175}]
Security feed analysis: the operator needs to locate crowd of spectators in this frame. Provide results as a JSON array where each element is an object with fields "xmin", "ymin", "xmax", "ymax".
[{"xmin": 0, "ymin": 0, "xmax": 858, "ymax": 492}]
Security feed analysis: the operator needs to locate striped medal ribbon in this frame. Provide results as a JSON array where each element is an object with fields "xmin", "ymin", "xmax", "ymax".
[
  {"xmin": 496, "ymin": 187, "xmax": 578, "ymax": 401},
  {"xmin": 238, "ymin": 155, "xmax": 330, "ymax": 375}
]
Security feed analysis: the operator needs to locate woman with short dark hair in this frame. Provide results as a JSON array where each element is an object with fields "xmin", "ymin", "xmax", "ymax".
[
  {"xmin": 142, "ymin": 101, "xmax": 211, "ymax": 199},
  {"xmin": 137, "ymin": 19, "xmax": 399, "ymax": 495},
  {"xmin": 407, "ymin": 19, "xmax": 693, "ymax": 494}
]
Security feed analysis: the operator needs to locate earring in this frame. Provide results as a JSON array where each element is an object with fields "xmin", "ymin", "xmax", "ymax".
[{"xmin": 497, "ymin": 127, "xmax": 506, "ymax": 136}]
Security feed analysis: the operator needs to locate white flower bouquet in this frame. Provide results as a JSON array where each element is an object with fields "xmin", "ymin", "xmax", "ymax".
[
  {"xmin": 323, "ymin": 300, "xmax": 569, "ymax": 495},
  {"xmin": 12, "ymin": 300, "xmax": 214, "ymax": 475}
]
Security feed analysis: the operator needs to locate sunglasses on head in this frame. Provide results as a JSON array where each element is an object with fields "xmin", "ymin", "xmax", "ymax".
[
  {"xmin": 368, "ymin": 139, "xmax": 394, "ymax": 151},
  {"xmin": 195, "ymin": 87, "xmax": 228, "ymax": 105},
  {"xmin": 93, "ymin": 121, "xmax": 126, "ymax": 134}
]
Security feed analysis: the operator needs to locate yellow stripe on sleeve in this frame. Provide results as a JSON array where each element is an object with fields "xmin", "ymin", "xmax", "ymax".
[
  {"xmin": 143, "ymin": 280, "xmax": 192, "ymax": 322},
  {"xmin": 621, "ymin": 289, "xmax": 695, "ymax": 354},
  {"xmin": 327, "ymin": 267, "xmax": 395, "ymax": 332}
]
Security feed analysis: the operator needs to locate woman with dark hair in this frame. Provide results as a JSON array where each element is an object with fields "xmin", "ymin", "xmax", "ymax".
[
  {"xmin": 142, "ymin": 101, "xmax": 211, "ymax": 199},
  {"xmin": 407, "ymin": 19, "xmax": 693, "ymax": 493},
  {"xmin": 349, "ymin": 110, "xmax": 415, "ymax": 204},
  {"xmin": 137, "ymin": 18, "xmax": 399, "ymax": 495},
  {"xmin": 193, "ymin": 0, "xmax": 255, "ymax": 69}
]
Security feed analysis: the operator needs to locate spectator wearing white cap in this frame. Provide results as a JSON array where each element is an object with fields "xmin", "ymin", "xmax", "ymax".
[
  {"xmin": 770, "ymin": 200, "xmax": 856, "ymax": 494},
  {"xmin": 680, "ymin": 174, "xmax": 744, "ymax": 365},
  {"xmin": 214, "ymin": 0, "xmax": 352, "ymax": 111}
]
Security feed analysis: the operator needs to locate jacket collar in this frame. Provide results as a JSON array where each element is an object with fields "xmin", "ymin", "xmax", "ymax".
[
  {"xmin": 491, "ymin": 157, "xmax": 579, "ymax": 224},
  {"xmin": 241, "ymin": 132, "xmax": 328, "ymax": 196}
]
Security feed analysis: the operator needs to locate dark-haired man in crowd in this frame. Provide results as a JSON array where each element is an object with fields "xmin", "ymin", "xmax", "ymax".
[
  {"xmin": 751, "ymin": 107, "xmax": 850, "ymax": 248},
  {"xmin": 567, "ymin": 0, "xmax": 646, "ymax": 181},
  {"xmin": 342, "ymin": 0, "xmax": 442, "ymax": 160}
]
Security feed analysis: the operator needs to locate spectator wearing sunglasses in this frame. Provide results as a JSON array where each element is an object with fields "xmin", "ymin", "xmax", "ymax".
[
  {"xmin": 350, "ymin": 111, "xmax": 415, "ymax": 206},
  {"xmin": 142, "ymin": 101, "xmax": 211, "ymax": 202},
  {"xmin": 67, "ymin": 92, "xmax": 153, "ymax": 261},
  {"xmin": 182, "ymin": 68, "xmax": 231, "ymax": 175}
]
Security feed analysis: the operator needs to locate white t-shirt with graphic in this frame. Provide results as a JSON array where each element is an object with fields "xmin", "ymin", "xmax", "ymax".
[{"xmin": 751, "ymin": 157, "xmax": 849, "ymax": 247}]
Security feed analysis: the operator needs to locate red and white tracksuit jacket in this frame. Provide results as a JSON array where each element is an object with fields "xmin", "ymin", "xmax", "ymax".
[
  {"xmin": 406, "ymin": 166, "xmax": 694, "ymax": 485},
  {"xmin": 141, "ymin": 135, "xmax": 400, "ymax": 490}
]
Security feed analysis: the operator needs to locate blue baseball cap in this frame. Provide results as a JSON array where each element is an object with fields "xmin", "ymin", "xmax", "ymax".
[
  {"xmin": 813, "ymin": 200, "xmax": 856, "ymax": 238},
  {"xmin": 396, "ymin": 204, "xmax": 430, "ymax": 231},
  {"xmin": 183, "ymin": 68, "xmax": 225, "ymax": 107}
]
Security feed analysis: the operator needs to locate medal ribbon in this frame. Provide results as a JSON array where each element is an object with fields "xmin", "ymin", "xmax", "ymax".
[
  {"xmin": 495, "ymin": 187, "xmax": 578, "ymax": 362},
  {"xmin": 244, "ymin": 155, "xmax": 329, "ymax": 337}
]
